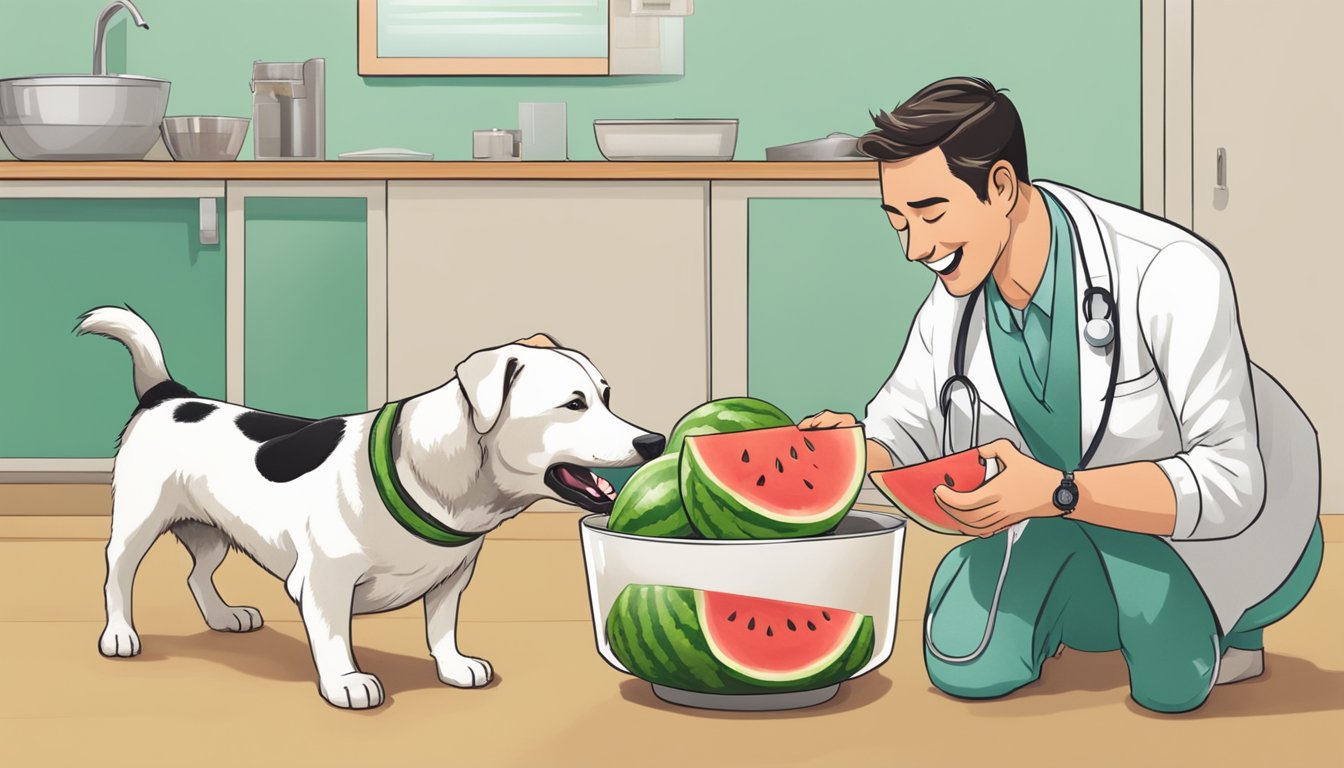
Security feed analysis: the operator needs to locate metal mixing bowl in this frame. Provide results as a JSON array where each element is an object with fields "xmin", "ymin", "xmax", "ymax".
[{"xmin": 160, "ymin": 116, "xmax": 249, "ymax": 161}]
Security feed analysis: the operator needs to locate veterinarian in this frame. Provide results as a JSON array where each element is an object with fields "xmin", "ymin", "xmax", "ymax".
[{"xmin": 802, "ymin": 77, "xmax": 1323, "ymax": 713}]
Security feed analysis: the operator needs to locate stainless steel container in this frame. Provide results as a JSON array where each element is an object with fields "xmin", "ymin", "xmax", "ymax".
[{"xmin": 251, "ymin": 58, "xmax": 325, "ymax": 161}]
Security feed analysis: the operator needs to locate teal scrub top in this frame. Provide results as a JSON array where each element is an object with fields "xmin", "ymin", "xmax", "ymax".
[{"xmin": 983, "ymin": 187, "xmax": 1082, "ymax": 471}]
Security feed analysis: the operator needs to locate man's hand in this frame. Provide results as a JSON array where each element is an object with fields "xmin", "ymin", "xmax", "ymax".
[
  {"xmin": 933, "ymin": 439, "xmax": 1064, "ymax": 537},
  {"xmin": 514, "ymin": 333, "xmax": 559, "ymax": 349},
  {"xmin": 798, "ymin": 410, "xmax": 859, "ymax": 430}
]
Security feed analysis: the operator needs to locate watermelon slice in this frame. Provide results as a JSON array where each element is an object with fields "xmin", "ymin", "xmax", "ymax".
[
  {"xmin": 605, "ymin": 584, "xmax": 875, "ymax": 694},
  {"xmin": 663, "ymin": 397, "xmax": 794, "ymax": 455},
  {"xmin": 867, "ymin": 449, "xmax": 988, "ymax": 534},
  {"xmin": 680, "ymin": 425, "xmax": 866, "ymax": 539}
]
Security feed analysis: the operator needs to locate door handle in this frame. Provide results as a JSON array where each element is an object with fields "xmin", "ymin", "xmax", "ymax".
[{"xmin": 1215, "ymin": 147, "xmax": 1227, "ymax": 193}]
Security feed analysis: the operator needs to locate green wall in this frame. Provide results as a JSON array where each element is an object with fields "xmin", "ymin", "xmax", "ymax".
[
  {"xmin": 748, "ymin": 199, "xmax": 932, "ymax": 421},
  {"xmin": 0, "ymin": 0, "xmax": 1141, "ymax": 202}
]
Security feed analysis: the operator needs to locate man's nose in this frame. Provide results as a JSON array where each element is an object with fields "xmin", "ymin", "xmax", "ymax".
[
  {"xmin": 908, "ymin": 240, "xmax": 936, "ymax": 262},
  {"xmin": 633, "ymin": 433, "xmax": 666, "ymax": 461}
]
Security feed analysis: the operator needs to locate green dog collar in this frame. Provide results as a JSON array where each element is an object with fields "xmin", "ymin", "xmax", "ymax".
[{"xmin": 370, "ymin": 401, "xmax": 482, "ymax": 547}]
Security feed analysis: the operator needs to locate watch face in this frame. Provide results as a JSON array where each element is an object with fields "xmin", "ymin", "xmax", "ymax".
[{"xmin": 1054, "ymin": 486, "xmax": 1077, "ymax": 509}]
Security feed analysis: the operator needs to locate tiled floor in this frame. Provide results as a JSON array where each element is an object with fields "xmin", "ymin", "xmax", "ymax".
[{"xmin": 2, "ymin": 506, "xmax": 1340, "ymax": 767}]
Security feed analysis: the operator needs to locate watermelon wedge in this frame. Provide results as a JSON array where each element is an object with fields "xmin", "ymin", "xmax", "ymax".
[
  {"xmin": 867, "ymin": 449, "xmax": 987, "ymax": 534},
  {"xmin": 680, "ymin": 425, "xmax": 866, "ymax": 539},
  {"xmin": 606, "ymin": 584, "xmax": 874, "ymax": 694}
]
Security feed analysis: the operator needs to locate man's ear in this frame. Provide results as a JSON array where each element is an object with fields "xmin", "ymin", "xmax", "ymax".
[
  {"xmin": 455, "ymin": 347, "xmax": 524, "ymax": 433},
  {"xmin": 989, "ymin": 159, "xmax": 1019, "ymax": 213}
]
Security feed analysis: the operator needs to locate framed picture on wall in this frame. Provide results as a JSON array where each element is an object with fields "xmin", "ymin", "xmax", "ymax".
[{"xmin": 358, "ymin": 0, "xmax": 611, "ymax": 76}]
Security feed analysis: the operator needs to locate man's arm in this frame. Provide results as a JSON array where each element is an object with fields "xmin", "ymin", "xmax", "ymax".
[{"xmin": 936, "ymin": 240, "xmax": 1263, "ymax": 539}]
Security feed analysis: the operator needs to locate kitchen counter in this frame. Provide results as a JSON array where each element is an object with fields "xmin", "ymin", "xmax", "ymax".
[{"xmin": 0, "ymin": 161, "xmax": 879, "ymax": 182}]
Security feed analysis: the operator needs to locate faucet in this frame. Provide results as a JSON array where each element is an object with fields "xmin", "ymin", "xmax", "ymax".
[{"xmin": 92, "ymin": 0, "xmax": 149, "ymax": 76}]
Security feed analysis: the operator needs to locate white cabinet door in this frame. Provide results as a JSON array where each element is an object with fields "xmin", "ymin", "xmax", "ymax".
[
  {"xmin": 1192, "ymin": 0, "xmax": 1343, "ymax": 509},
  {"xmin": 387, "ymin": 180, "xmax": 708, "ymax": 435}
]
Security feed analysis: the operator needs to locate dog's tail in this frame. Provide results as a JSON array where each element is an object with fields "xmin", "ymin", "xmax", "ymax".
[{"xmin": 74, "ymin": 306, "xmax": 173, "ymax": 399}]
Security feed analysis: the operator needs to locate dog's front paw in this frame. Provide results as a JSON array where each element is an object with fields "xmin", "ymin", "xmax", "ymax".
[
  {"xmin": 206, "ymin": 605, "xmax": 263, "ymax": 633},
  {"xmin": 320, "ymin": 672, "xmax": 385, "ymax": 710},
  {"xmin": 99, "ymin": 623, "xmax": 141, "ymax": 658},
  {"xmin": 436, "ymin": 655, "xmax": 493, "ymax": 688}
]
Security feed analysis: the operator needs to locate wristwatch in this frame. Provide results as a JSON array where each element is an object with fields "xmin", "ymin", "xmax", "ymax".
[{"xmin": 1052, "ymin": 471, "xmax": 1079, "ymax": 513}]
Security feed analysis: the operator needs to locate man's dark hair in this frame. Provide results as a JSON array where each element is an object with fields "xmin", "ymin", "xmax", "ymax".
[{"xmin": 858, "ymin": 77, "xmax": 1028, "ymax": 202}]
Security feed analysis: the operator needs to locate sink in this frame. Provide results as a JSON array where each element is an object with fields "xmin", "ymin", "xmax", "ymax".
[
  {"xmin": 0, "ymin": 1, "xmax": 170, "ymax": 161},
  {"xmin": 0, "ymin": 75, "xmax": 170, "ymax": 160}
]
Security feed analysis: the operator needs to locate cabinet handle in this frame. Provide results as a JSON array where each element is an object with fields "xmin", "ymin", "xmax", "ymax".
[
  {"xmin": 1215, "ymin": 147, "xmax": 1227, "ymax": 193},
  {"xmin": 199, "ymin": 198, "xmax": 218, "ymax": 245}
]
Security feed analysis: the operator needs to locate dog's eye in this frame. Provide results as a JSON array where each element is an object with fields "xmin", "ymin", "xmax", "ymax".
[{"xmin": 564, "ymin": 399, "xmax": 587, "ymax": 411}]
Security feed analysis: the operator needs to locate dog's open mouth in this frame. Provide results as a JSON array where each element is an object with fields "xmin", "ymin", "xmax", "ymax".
[{"xmin": 545, "ymin": 463, "xmax": 618, "ymax": 513}]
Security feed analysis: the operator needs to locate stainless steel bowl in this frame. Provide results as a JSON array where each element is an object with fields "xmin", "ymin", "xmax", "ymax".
[
  {"xmin": 160, "ymin": 116, "xmax": 249, "ymax": 161},
  {"xmin": 0, "ymin": 75, "xmax": 170, "ymax": 160}
]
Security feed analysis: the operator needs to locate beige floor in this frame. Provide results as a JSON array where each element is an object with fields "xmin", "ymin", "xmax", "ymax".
[{"xmin": 1, "ymin": 504, "xmax": 1341, "ymax": 767}]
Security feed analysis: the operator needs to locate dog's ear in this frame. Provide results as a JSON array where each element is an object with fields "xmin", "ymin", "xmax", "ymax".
[{"xmin": 455, "ymin": 348, "xmax": 524, "ymax": 433}]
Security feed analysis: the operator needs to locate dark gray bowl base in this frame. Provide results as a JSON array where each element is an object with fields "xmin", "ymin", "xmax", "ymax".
[{"xmin": 651, "ymin": 683, "xmax": 840, "ymax": 711}]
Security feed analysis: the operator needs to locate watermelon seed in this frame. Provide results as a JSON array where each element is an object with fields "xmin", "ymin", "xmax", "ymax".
[
  {"xmin": 775, "ymin": 458, "xmax": 784, "ymax": 473},
  {"xmin": 742, "ymin": 449, "xmax": 750, "ymax": 463},
  {"xmin": 748, "ymin": 617, "xmax": 756, "ymax": 631},
  {"xmin": 945, "ymin": 473, "xmax": 955, "ymax": 488},
  {"xmin": 807, "ymin": 620, "xmax": 817, "ymax": 631},
  {"xmin": 787, "ymin": 619, "xmax": 797, "ymax": 631},
  {"xmin": 804, "ymin": 479, "xmax": 814, "ymax": 490},
  {"xmin": 822, "ymin": 611, "xmax": 831, "ymax": 622},
  {"xmin": 790, "ymin": 446, "xmax": 798, "ymax": 460},
  {"xmin": 756, "ymin": 475, "xmax": 766, "ymax": 486},
  {"xmin": 813, "ymin": 463, "xmax": 819, "ymax": 469},
  {"xmin": 728, "ymin": 611, "xmax": 737, "ymax": 622},
  {"xmin": 766, "ymin": 626, "xmax": 774, "ymax": 637},
  {"xmin": 804, "ymin": 437, "xmax": 815, "ymax": 452}
]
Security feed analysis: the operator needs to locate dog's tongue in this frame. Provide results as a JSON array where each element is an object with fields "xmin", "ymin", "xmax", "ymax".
[{"xmin": 559, "ymin": 466, "xmax": 616, "ymax": 501}]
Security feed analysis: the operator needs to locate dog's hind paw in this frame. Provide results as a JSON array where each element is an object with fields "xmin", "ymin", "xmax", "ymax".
[
  {"xmin": 436, "ymin": 655, "xmax": 493, "ymax": 688},
  {"xmin": 206, "ymin": 605, "xmax": 263, "ymax": 633},
  {"xmin": 320, "ymin": 672, "xmax": 385, "ymax": 710},
  {"xmin": 99, "ymin": 624, "xmax": 141, "ymax": 658}
]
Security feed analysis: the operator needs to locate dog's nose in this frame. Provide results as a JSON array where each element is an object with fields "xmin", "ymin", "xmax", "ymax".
[{"xmin": 633, "ymin": 433, "xmax": 666, "ymax": 461}]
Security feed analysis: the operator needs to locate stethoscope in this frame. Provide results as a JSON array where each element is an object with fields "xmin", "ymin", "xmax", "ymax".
[{"xmin": 925, "ymin": 193, "xmax": 1122, "ymax": 664}]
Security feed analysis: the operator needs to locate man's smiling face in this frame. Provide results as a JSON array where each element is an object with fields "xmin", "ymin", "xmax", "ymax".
[{"xmin": 879, "ymin": 147, "xmax": 1013, "ymax": 297}]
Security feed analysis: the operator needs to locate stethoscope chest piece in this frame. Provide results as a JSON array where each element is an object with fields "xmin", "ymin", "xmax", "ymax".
[{"xmin": 1084, "ymin": 317, "xmax": 1115, "ymax": 348}]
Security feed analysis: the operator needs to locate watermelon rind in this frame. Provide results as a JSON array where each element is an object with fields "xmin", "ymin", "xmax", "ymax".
[
  {"xmin": 663, "ymin": 398, "xmax": 794, "ymax": 456},
  {"xmin": 680, "ymin": 426, "xmax": 866, "ymax": 540},
  {"xmin": 608, "ymin": 455, "xmax": 695, "ymax": 537},
  {"xmin": 605, "ymin": 584, "xmax": 874, "ymax": 694}
]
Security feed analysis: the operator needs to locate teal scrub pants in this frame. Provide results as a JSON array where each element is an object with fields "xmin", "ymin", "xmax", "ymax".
[{"xmin": 924, "ymin": 516, "xmax": 1324, "ymax": 713}]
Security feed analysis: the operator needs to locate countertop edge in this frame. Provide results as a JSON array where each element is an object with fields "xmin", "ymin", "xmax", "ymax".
[{"xmin": 0, "ymin": 161, "xmax": 881, "ymax": 182}]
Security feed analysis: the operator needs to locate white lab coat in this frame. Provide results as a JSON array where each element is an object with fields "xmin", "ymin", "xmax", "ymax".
[{"xmin": 864, "ymin": 180, "xmax": 1320, "ymax": 634}]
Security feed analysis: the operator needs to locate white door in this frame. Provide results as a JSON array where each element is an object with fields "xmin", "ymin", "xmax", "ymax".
[{"xmin": 1192, "ymin": 0, "xmax": 1344, "ymax": 509}]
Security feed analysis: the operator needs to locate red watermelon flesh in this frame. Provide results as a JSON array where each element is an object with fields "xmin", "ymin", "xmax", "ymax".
[
  {"xmin": 684, "ymin": 425, "xmax": 865, "ymax": 529},
  {"xmin": 868, "ymin": 449, "xmax": 987, "ymax": 535},
  {"xmin": 698, "ymin": 590, "xmax": 866, "ymax": 681}
]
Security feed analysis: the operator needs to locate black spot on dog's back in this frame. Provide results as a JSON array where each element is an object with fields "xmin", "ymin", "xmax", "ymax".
[
  {"xmin": 137, "ymin": 380, "xmax": 196, "ymax": 412},
  {"xmin": 236, "ymin": 411, "xmax": 316, "ymax": 443},
  {"xmin": 255, "ymin": 418, "xmax": 346, "ymax": 483},
  {"xmin": 173, "ymin": 402, "xmax": 217, "ymax": 423}
]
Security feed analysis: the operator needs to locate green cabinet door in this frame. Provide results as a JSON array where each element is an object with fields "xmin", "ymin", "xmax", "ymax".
[
  {"xmin": 0, "ymin": 198, "xmax": 226, "ymax": 458},
  {"xmin": 747, "ymin": 198, "xmax": 933, "ymax": 421},
  {"xmin": 243, "ymin": 198, "xmax": 368, "ymax": 419}
]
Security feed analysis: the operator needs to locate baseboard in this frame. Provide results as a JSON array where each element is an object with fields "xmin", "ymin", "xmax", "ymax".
[{"xmin": 0, "ymin": 484, "xmax": 113, "ymax": 516}]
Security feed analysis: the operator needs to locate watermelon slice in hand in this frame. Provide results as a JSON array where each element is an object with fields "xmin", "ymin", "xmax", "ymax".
[{"xmin": 867, "ymin": 449, "xmax": 988, "ymax": 535}]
